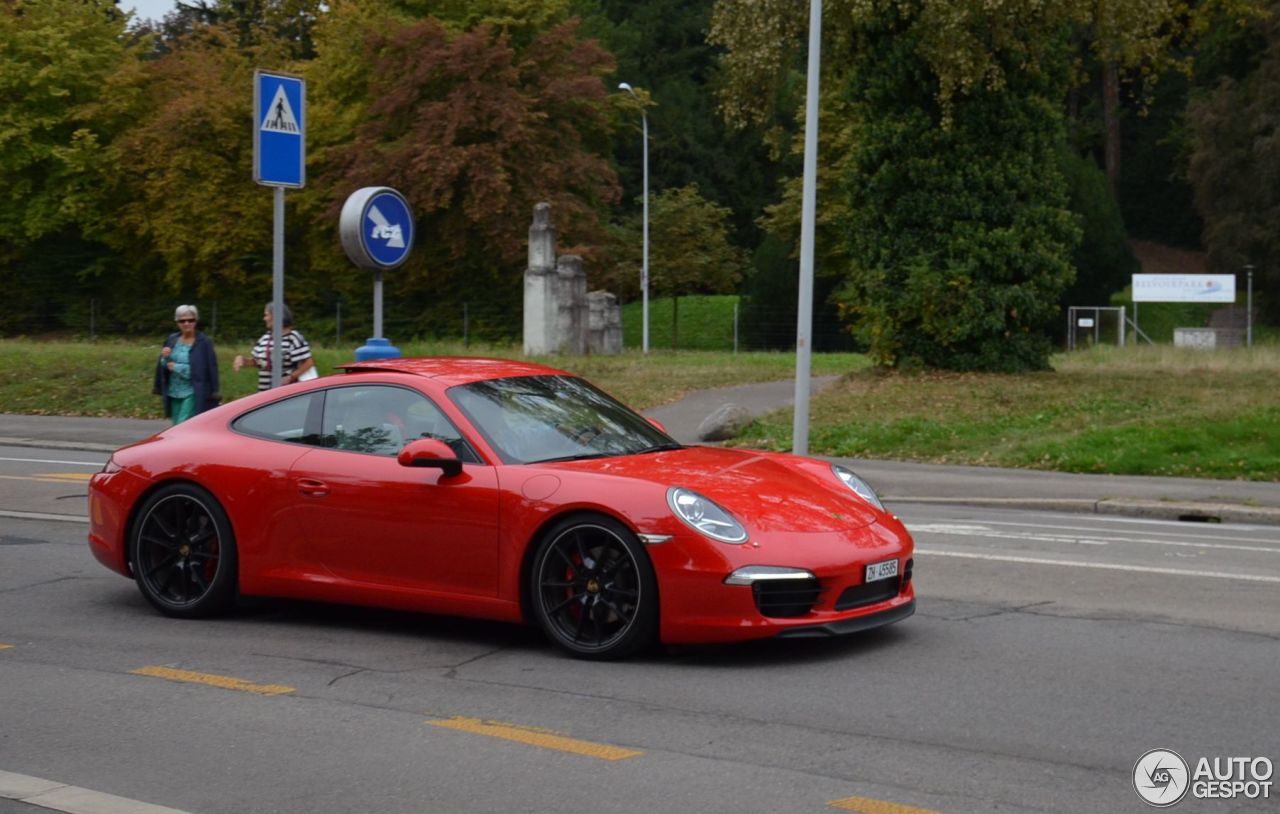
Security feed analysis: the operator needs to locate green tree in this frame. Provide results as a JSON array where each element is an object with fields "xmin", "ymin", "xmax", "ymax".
[
  {"xmin": 583, "ymin": 0, "xmax": 782, "ymax": 245},
  {"xmin": 0, "ymin": 0, "xmax": 144, "ymax": 332},
  {"xmin": 712, "ymin": 0, "xmax": 1085, "ymax": 370},
  {"xmin": 601, "ymin": 183, "xmax": 746, "ymax": 299},
  {"xmin": 1187, "ymin": 3, "xmax": 1280, "ymax": 320},
  {"xmin": 0, "ymin": 0, "xmax": 137, "ymax": 257},
  {"xmin": 1054, "ymin": 150, "xmax": 1140, "ymax": 339},
  {"xmin": 101, "ymin": 26, "xmax": 296, "ymax": 311},
  {"xmin": 830, "ymin": 11, "xmax": 1080, "ymax": 371},
  {"xmin": 313, "ymin": 14, "xmax": 620, "ymax": 339}
]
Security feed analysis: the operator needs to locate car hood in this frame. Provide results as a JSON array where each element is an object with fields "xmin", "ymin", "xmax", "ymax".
[{"xmin": 550, "ymin": 446, "xmax": 879, "ymax": 533}]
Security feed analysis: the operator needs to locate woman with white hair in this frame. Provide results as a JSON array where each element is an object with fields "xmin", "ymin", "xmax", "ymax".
[{"xmin": 153, "ymin": 304, "xmax": 221, "ymax": 424}]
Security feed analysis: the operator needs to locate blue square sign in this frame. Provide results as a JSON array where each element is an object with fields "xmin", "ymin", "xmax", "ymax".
[{"xmin": 254, "ymin": 70, "xmax": 305, "ymax": 188}]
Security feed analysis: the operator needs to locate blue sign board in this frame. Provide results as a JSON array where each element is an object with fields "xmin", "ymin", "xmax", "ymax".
[
  {"xmin": 253, "ymin": 70, "xmax": 305, "ymax": 188},
  {"xmin": 339, "ymin": 187, "xmax": 415, "ymax": 270}
]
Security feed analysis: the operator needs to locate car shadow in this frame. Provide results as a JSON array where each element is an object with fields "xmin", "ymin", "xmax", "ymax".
[
  {"xmin": 101, "ymin": 589, "xmax": 914, "ymax": 665},
  {"xmin": 231, "ymin": 595, "xmax": 546, "ymax": 651},
  {"xmin": 648, "ymin": 626, "xmax": 913, "ymax": 667}
]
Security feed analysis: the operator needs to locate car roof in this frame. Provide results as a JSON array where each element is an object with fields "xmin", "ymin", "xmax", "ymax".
[{"xmin": 337, "ymin": 356, "xmax": 574, "ymax": 386}]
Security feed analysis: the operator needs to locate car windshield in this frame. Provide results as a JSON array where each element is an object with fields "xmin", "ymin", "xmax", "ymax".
[{"xmin": 448, "ymin": 375, "xmax": 680, "ymax": 464}]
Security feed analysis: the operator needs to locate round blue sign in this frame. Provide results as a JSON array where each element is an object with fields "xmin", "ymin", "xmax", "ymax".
[{"xmin": 339, "ymin": 187, "xmax": 415, "ymax": 270}]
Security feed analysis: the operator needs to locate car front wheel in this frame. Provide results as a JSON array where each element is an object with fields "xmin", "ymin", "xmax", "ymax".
[
  {"xmin": 130, "ymin": 483, "xmax": 237, "ymax": 618},
  {"xmin": 530, "ymin": 515, "xmax": 657, "ymax": 660}
]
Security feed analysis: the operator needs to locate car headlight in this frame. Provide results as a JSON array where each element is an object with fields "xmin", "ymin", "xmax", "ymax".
[
  {"xmin": 831, "ymin": 464, "xmax": 884, "ymax": 511},
  {"xmin": 667, "ymin": 487, "xmax": 748, "ymax": 544}
]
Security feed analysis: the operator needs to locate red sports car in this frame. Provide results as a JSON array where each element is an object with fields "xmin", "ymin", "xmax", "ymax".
[{"xmin": 88, "ymin": 357, "xmax": 914, "ymax": 658}]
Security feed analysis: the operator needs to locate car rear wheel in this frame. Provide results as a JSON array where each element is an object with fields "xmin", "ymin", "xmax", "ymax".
[
  {"xmin": 130, "ymin": 483, "xmax": 237, "ymax": 618},
  {"xmin": 530, "ymin": 515, "xmax": 657, "ymax": 660}
]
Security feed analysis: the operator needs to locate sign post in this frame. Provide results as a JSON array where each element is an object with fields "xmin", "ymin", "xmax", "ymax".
[
  {"xmin": 340, "ymin": 187, "xmax": 415, "ymax": 360},
  {"xmin": 253, "ymin": 70, "xmax": 305, "ymax": 388}
]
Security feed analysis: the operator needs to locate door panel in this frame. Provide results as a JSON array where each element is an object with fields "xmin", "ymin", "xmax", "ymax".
[
  {"xmin": 285, "ymin": 448, "xmax": 500, "ymax": 596},
  {"xmin": 279, "ymin": 384, "xmax": 500, "ymax": 597}
]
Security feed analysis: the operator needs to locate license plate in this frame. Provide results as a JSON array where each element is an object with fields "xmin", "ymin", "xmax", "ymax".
[{"xmin": 865, "ymin": 558, "xmax": 898, "ymax": 583}]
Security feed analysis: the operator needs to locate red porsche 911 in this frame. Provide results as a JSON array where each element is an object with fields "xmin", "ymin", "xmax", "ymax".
[{"xmin": 88, "ymin": 357, "xmax": 914, "ymax": 659}]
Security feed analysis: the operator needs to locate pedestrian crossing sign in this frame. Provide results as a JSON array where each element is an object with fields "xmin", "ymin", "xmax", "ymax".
[{"xmin": 253, "ymin": 70, "xmax": 305, "ymax": 187}]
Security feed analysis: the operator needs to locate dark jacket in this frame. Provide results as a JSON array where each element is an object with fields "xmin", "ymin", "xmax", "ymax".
[{"xmin": 153, "ymin": 331, "xmax": 221, "ymax": 418}]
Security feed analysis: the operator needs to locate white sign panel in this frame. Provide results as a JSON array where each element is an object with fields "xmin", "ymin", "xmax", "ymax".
[{"xmin": 1132, "ymin": 274, "xmax": 1235, "ymax": 303}]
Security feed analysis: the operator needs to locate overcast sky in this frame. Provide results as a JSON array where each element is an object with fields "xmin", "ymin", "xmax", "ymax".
[{"xmin": 124, "ymin": 0, "xmax": 178, "ymax": 23}]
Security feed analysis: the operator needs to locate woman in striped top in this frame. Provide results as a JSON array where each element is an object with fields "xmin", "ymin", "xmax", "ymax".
[{"xmin": 233, "ymin": 302, "xmax": 315, "ymax": 390}]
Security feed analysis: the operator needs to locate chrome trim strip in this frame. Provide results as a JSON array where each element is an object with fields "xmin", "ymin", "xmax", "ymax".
[{"xmin": 637, "ymin": 534, "xmax": 672, "ymax": 545}]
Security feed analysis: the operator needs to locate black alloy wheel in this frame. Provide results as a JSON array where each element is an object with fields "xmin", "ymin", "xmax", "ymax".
[
  {"xmin": 530, "ymin": 515, "xmax": 657, "ymax": 660},
  {"xmin": 130, "ymin": 483, "xmax": 237, "ymax": 617}
]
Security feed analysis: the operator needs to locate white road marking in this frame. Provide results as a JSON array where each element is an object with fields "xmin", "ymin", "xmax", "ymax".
[
  {"xmin": 0, "ymin": 510, "xmax": 87, "ymax": 524},
  {"xmin": 961, "ymin": 518, "xmax": 1280, "ymax": 547},
  {"xmin": 909, "ymin": 523, "xmax": 1279, "ymax": 554},
  {"xmin": 1050, "ymin": 513, "xmax": 1277, "ymax": 532},
  {"xmin": 0, "ymin": 456, "xmax": 103, "ymax": 467},
  {"xmin": 916, "ymin": 548, "xmax": 1280, "ymax": 583},
  {"xmin": 0, "ymin": 769, "xmax": 192, "ymax": 814}
]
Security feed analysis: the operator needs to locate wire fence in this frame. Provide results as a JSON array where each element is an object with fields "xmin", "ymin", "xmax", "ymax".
[{"xmin": 0, "ymin": 296, "xmax": 855, "ymax": 353}]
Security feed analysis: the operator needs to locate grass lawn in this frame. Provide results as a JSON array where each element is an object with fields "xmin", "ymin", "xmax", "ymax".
[
  {"xmin": 734, "ymin": 344, "xmax": 1280, "ymax": 480},
  {"xmin": 0, "ymin": 337, "xmax": 863, "ymax": 417},
  {"xmin": 621, "ymin": 295, "xmax": 741, "ymax": 351},
  {"xmin": 1, "ymin": 338, "xmax": 1275, "ymax": 480}
]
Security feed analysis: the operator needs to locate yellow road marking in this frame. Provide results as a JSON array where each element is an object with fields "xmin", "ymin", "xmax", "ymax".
[
  {"xmin": 0, "ymin": 473, "xmax": 93, "ymax": 484},
  {"xmin": 0, "ymin": 644, "xmax": 12, "ymax": 651},
  {"xmin": 130, "ymin": 666, "xmax": 295, "ymax": 696},
  {"xmin": 426, "ymin": 716, "xmax": 642, "ymax": 761},
  {"xmin": 828, "ymin": 797, "xmax": 942, "ymax": 814}
]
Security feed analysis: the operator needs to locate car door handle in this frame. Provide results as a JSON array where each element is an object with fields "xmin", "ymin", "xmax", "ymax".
[{"xmin": 296, "ymin": 478, "xmax": 329, "ymax": 497}]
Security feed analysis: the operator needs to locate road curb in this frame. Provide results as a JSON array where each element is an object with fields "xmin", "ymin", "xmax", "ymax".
[
  {"xmin": 885, "ymin": 496, "xmax": 1280, "ymax": 526},
  {"xmin": 0, "ymin": 436, "xmax": 118, "ymax": 453}
]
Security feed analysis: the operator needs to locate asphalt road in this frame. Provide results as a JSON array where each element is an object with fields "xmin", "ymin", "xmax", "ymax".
[{"xmin": 1, "ymin": 445, "xmax": 1277, "ymax": 814}]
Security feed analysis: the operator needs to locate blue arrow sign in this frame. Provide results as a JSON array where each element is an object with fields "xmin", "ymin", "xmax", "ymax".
[
  {"xmin": 361, "ymin": 190, "xmax": 414, "ymax": 268},
  {"xmin": 340, "ymin": 187, "xmax": 414, "ymax": 270},
  {"xmin": 254, "ymin": 70, "xmax": 305, "ymax": 187}
]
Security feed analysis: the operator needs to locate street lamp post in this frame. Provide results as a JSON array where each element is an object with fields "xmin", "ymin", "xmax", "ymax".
[
  {"xmin": 792, "ymin": 0, "xmax": 822, "ymax": 456},
  {"xmin": 619, "ymin": 82, "xmax": 650, "ymax": 354},
  {"xmin": 1244, "ymin": 263, "xmax": 1254, "ymax": 347}
]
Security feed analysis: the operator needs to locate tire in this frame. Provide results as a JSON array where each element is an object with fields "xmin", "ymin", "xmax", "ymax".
[
  {"xmin": 129, "ymin": 483, "xmax": 237, "ymax": 618},
  {"xmin": 529, "ymin": 514, "xmax": 658, "ymax": 660}
]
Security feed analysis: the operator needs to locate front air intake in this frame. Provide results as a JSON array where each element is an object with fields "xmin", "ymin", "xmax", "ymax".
[{"xmin": 753, "ymin": 579, "xmax": 821, "ymax": 618}]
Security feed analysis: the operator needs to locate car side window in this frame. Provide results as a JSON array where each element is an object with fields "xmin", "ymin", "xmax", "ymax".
[
  {"xmin": 319, "ymin": 384, "xmax": 480, "ymax": 462},
  {"xmin": 232, "ymin": 393, "xmax": 321, "ymax": 444}
]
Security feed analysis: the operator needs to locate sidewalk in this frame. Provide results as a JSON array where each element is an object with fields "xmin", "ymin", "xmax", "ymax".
[{"xmin": 3, "ymin": 376, "xmax": 1279, "ymax": 526}]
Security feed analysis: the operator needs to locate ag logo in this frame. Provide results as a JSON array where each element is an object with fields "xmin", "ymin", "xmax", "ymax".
[{"xmin": 1134, "ymin": 749, "xmax": 1190, "ymax": 807}]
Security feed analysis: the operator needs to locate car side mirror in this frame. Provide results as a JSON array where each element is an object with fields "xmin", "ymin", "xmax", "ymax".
[
  {"xmin": 646, "ymin": 417, "xmax": 667, "ymax": 433},
  {"xmin": 397, "ymin": 438, "xmax": 463, "ymax": 477}
]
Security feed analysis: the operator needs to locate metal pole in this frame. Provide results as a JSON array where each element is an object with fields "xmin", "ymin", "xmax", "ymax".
[
  {"xmin": 641, "ymin": 109, "xmax": 650, "ymax": 355},
  {"xmin": 619, "ymin": 83, "xmax": 650, "ymax": 354},
  {"xmin": 792, "ymin": 0, "xmax": 822, "ymax": 456},
  {"xmin": 733, "ymin": 300, "xmax": 739, "ymax": 354},
  {"xmin": 271, "ymin": 186, "xmax": 284, "ymax": 389},
  {"xmin": 373, "ymin": 269, "xmax": 383, "ymax": 338},
  {"xmin": 1245, "ymin": 264, "xmax": 1254, "ymax": 347}
]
